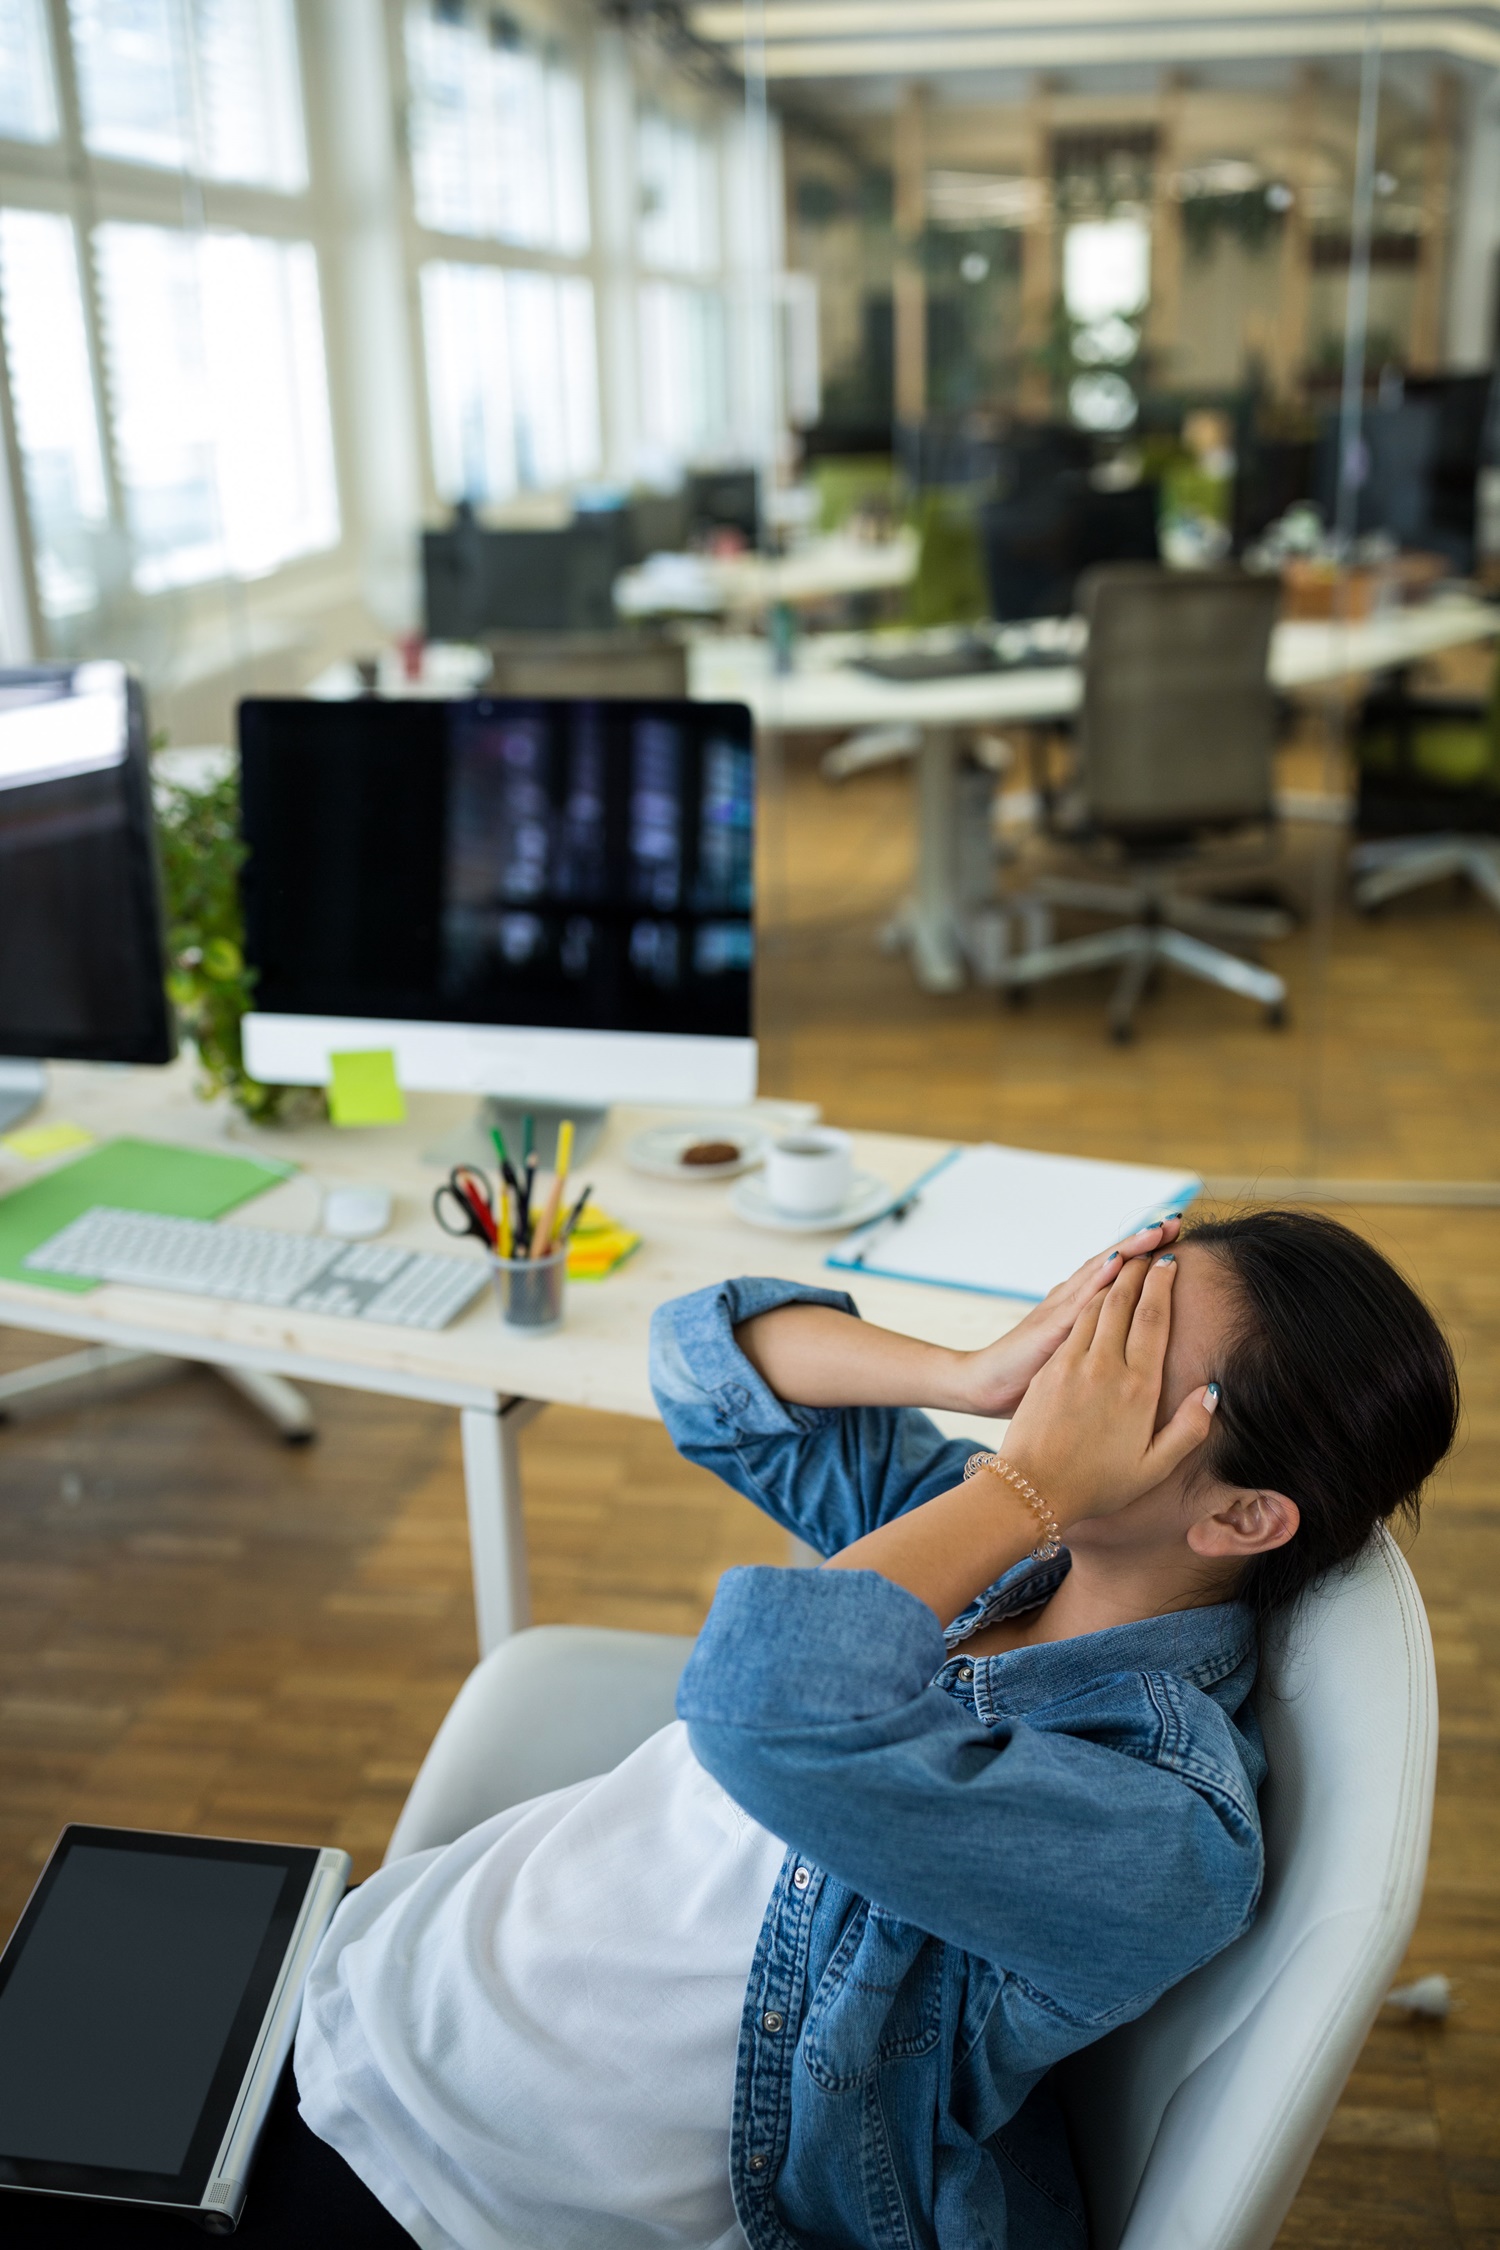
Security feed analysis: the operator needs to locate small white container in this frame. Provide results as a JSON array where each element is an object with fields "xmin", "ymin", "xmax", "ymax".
[{"xmin": 763, "ymin": 1128, "xmax": 854, "ymax": 1218}]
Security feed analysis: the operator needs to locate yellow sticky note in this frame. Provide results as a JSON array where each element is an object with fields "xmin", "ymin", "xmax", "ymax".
[
  {"xmin": 328, "ymin": 1050, "xmax": 406, "ymax": 1128},
  {"xmin": 1, "ymin": 1121, "xmax": 95, "ymax": 1161}
]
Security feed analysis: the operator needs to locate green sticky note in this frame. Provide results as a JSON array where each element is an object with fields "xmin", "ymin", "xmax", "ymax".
[
  {"xmin": 328, "ymin": 1049, "xmax": 406, "ymax": 1128},
  {"xmin": 0, "ymin": 1137, "xmax": 294, "ymax": 1294}
]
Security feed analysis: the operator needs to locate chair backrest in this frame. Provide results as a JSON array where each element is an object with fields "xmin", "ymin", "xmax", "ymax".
[
  {"xmin": 1079, "ymin": 565, "xmax": 1281, "ymax": 834},
  {"xmin": 1055, "ymin": 1528, "xmax": 1437, "ymax": 2250}
]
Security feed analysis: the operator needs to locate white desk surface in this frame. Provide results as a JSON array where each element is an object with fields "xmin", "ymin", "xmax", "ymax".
[
  {"xmin": 0, "ymin": 1063, "xmax": 1021, "ymax": 1440},
  {"xmin": 690, "ymin": 597, "xmax": 1500, "ymax": 731},
  {"xmin": 615, "ymin": 530, "xmax": 919, "ymax": 619}
]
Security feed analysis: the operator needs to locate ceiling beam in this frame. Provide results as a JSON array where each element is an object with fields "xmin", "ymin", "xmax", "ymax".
[
  {"xmin": 691, "ymin": 0, "xmax": 1500, "ymax": 33},
  {"xmin": 688, "ymin": 14, "xmax": 1500, "ymax": 77}
]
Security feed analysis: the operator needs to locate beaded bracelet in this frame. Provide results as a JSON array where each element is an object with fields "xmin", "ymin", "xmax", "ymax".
[{"xmin": 962, "ymin": 1450, "xmax": 1064, "ymax": 1561}]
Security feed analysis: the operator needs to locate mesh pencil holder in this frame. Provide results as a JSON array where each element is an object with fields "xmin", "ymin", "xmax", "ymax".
[{"xmin": 489, "ymin": 1246, "xmax": 568, "ymax": 1330}]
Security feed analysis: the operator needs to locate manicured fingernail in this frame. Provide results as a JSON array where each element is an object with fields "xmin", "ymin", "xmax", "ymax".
[
  {"xmin": 1156, "ymin": 1252, "xmax": 1175, "ymax": 1266},
  {"xmin": 1165, "ymin": 1210, "xmax": 1183, "ymax": 1221},
  {"xmin": 1105, "ymin": 1249, "xmax": 1121, "ymax": 1265},
  {"xmin": 1205, "ymin": 1381, "xmax": 1221, "ymax": 1410}
]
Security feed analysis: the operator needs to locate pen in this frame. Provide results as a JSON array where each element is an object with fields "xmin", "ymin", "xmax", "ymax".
[
  {"xmin": 517, "ymin": 1154, "xmax": 536, "ymax": 1250},
  {"xmin": 490, "ymin": 1124, "xmax": 522, "ymax": 1200},
  {"xmin": 522, "ymin": 1114, "xmax": 535, "ymax": 1164},
  {"xmin": 850, "ymin": 1191, "xmax": 921, "ymax": 1267},
  {"xmin": 559, "ymin": 1181, "xmax": 593, "ymax": 1245}
]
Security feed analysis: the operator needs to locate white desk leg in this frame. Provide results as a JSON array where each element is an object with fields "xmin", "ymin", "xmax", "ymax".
[
  {"xmin": 907, "ymin": 727, "xmax": 967, "ymax": 993},
  {"xmin": 461, "ymin": 1398, "xmax": 544, "ymax": 1655}
]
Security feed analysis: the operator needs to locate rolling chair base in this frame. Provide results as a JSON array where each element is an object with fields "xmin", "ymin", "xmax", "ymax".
[
  {"xmin": 995, "ymin": 878, "xmax": 1290, "ymax": 1040},
  {"xmin": 1350, "ymin": 833, "xmax": 1500, "ymax": 915}
]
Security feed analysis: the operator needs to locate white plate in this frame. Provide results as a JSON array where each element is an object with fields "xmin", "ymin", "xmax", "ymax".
[
  {"xmin": 730, "ymin": 1170, "xmax": 893, "ymax": 1234},
  {"xmin": 625, "ymin": 1119, "xmax": 768, "ymax": 1182}
]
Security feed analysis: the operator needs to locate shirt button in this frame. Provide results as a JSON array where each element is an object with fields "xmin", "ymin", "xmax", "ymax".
[
  {"xmin": 791, "ymin": 1865, "xmax": 811, "ymax": 1891},
  {"xmin": 749, "ymin": 2152, "xmax": 769, "ymax": 2172},
  {"xmin": 957, "ymin": 1663, "xmax": 974, "ymax": 1681},
  {"xmin": 762, "ymin": 2010, "xmax": 784, "ymax": 2033}
]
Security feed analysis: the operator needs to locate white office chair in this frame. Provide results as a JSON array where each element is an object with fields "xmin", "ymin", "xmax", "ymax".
[{"xmin": 385, "ymin": 1529, "xmax": 1437, "ymax": 2250}]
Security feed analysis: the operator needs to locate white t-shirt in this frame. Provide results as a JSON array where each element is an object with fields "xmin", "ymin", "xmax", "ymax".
[{"xmin": 295, "ymin": 1719, "xmax": 788, "ymax": 2250}]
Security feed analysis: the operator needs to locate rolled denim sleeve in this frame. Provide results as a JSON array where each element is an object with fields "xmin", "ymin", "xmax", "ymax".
[
  {"xmin": 649, "ymin": 1277, "xmax": 977, "ymax": 1557},
  {"xmin": 679, "ymin": 1565, "xmax": 1263, "ymax": 2026}
]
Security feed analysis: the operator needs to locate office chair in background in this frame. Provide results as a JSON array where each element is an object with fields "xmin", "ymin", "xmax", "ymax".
[
  {"xmin": 1349, "ymin": 643, "xmax": 1500, "ymax": 916},
  {"xmin": 994, "ymin": 565, "xmax": 1292, "ymax": 1041},
  {"xmin": 385, "ymin": 1527, "xmax": 1437, "ymax": 2250}
]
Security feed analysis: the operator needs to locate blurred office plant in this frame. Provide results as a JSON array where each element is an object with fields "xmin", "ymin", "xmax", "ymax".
[{"xmin": 154, "ymin": 762, "xmax": 314, "ymax": 1125}]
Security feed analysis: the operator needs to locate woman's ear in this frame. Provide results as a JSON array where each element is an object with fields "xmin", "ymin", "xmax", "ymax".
[{"xmin": 1187, "ymin": 1487, "xmax": 1299, "ymax": 1562}]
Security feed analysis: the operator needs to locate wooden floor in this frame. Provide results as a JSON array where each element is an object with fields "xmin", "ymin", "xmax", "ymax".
[{"xmin": 3, "ymin": 738, "xmax": 1499, "ymax": 2244}]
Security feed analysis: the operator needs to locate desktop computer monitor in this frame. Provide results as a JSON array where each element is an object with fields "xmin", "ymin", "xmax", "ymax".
[
  {"xmin": 422, "ymin": 515, "xmax": 623, "ymax": 640},
  {"xmin": 0, "ymin": 662, "xmax": 175, "ymax": 1128},
  {"xmin": 980, "ymin": 477, "xmax": 1160, "ymax": 620},
  {"xmin": 687, "ymin": 468, "xmax": 759, "ymax": 546},
  {"xmin": 238, "ymin": 696, "xmax": 757, "ymax": 1131}
]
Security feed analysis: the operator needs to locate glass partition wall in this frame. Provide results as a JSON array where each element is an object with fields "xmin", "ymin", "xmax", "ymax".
[{"xmin": 727, "ymin": 8, "xmax": 1500, "ymax": 1202}]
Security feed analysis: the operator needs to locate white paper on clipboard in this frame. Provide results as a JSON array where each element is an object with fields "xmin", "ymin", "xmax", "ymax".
[{"xmin": 828, "ymin": 1142, "xmax": 1202, "ymax": 1302}]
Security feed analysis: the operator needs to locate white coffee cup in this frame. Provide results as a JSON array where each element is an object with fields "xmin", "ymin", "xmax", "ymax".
[{"xmin": 764, "ymin": 1128, "xmax": 854, "ymax": 1218}]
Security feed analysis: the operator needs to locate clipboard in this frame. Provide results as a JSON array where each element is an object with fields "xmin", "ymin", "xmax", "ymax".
[{"xmin": 828, "ymin": 1142, "xmax": 1201, "ymax": 1302}]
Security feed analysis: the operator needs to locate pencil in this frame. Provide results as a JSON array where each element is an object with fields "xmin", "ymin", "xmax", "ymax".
[{"xmin": 531, "ymin": 1119, "xmax": 575, "ymax": 1259}]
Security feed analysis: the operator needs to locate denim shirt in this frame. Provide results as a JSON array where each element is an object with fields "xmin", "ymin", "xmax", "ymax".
[{"xmin": 650, "ymin": 1277, "xmax": 1266, "ymax": 2250}]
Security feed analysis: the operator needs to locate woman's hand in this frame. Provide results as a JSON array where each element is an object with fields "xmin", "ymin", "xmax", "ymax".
[
  {"xmin": 995, "ymin": 1252, "xmax": 1218, "ymax": 1528},
  {"xmin": 956, "ymin": 1214, "xmax": 1184, "ymax": 1419}
]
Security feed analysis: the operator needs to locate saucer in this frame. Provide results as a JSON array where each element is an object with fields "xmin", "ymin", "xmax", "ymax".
[
  {"xmin": 625, "ymin": 1119, "xmax": 767, "ymax": 1181},
  {"xmin": 729, "ymin": 1171, "xmax": 893, "ymax": 1235}
]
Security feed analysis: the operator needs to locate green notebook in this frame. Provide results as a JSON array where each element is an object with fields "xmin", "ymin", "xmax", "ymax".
[{"xmin": 0, "ymin": 1137, "xmax": 294, "ymax": 1295}]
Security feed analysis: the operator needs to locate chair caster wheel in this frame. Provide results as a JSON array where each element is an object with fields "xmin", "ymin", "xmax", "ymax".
[
  {"xmin": 1003, "ymin": 986, "xmax": 1030, "ymax": 1010},
  {"xmin": 1110, "ymin": 1021, "xmax": 1135, "ymax": 1045},
  {"xmin": 1266, "ymin": 1002, "xmax": 1288, "ymax": 1029}
]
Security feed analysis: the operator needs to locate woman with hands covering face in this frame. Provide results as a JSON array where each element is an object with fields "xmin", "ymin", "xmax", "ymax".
[{"xmin": 284, "ymin": 1209, "xmax": 1457, "ymax": 2250}]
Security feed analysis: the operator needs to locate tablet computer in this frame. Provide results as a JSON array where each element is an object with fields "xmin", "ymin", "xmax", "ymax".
[{"xmin": 0, "ymin": 1826, "xmax": 350, "ymax": 2234}]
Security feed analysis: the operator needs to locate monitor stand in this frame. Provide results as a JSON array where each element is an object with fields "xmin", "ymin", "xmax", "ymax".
[
  {"xmin": 424, "ymin": 1098, "xmax": 609, "ymax": 1175},
  {"xmin": 0, "ymin": 1058, "xmax": 45, "ymax": 1136}
]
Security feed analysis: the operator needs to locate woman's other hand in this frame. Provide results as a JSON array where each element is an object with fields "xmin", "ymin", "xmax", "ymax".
[
  {"xmin": 995, "ymin": 1252, "xmax": 1218, "ymax": 1528},
  {"xmin": 957, "ymin": 1214, "xmax": 1184, "ymax": 1419}
]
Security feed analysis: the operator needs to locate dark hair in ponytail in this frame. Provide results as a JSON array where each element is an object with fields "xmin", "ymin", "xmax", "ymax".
[{"xmin": 1185, "ymin": 1209, "xmax": 1458, "ymax": 1624}]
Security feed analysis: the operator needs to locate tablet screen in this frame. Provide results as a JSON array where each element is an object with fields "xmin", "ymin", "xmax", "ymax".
[{"xmin": 0, "ymin": 1828, "xmax": 323, "ymax": 2206}]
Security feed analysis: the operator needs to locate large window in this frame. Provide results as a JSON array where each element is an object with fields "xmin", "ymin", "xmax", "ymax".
[
  {"xmin": 0, "ymin": 0, "xmax": 340, "ymax": 636},
  {"xmin": 404, "ymin": 0, "xmax": 599, "ymax": 508},
  {"xmin": 96, "ymin": 225, "xmax": 338, "ymax": 590},
  {"xmin": 421, "ymin": 261, "xmax": 599, "ymax": 505},
  {"xmin": 404, "ymin": 2, "xmax": 588, "ymax": 252},
  {"xmin": 0, "ymin": 0, "xmax": 56, "ymax": 143},
  {"xmin": 68, "ymin": 0, "xmax": 307, "ymax": 188},
  {"xmin": 637, "ymin": 110, "xmax": 719, "ymax": 274},
  {"xmin": 638, "ymin": 280, "xmax": 728, "ymax": 460},
  {"xmin": 0, "ymin": 210, "xmax": 109, "ymax": 617}
]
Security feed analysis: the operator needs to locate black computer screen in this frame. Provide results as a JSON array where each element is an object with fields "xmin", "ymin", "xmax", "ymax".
[
  {"xmin": 0, "ymin": 1828, "xmax": 320, "ymax": 2204},
  {"xmin": 239, "ymin": 697, "xmax": 754, "ymax": 1041},
  {"xmin": 0, "ymin": 665, "xmax": 174, "ymax": 1064}
]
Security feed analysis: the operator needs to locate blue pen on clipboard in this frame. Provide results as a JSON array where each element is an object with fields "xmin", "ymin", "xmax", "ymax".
[{"xmin": 849, "ymin": 1189, "xmax": 923, "ymax": 1267}]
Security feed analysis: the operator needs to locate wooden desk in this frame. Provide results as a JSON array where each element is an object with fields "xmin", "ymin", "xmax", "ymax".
[
  {"xmin": 692, "ymin": 598, "xmax": 1500, "ymax": 991},
  {"xmin": 0, "ymin": 1064, "xmax": 1013, "ymax": 1653}
]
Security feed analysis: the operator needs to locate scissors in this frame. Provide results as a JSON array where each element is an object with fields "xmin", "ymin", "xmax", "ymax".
[{"xmin": 432, "ymin": 1165, "xmax": 498, "ymax": 1248}]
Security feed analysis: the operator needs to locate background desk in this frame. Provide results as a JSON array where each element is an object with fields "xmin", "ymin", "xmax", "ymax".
[
  {"xmin": 614, "ymin": 529, "xmax": 918, "ymax": 620},
  {"xmin": 693, "ymin": 598, "xmax": 1500, "ymax": 991},
  {"xmin": 0, "ymin": 1065, "xmax": 1014, "ymax": 1655}
]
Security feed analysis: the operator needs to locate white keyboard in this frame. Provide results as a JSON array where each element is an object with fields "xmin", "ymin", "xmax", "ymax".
[{"xmin": 26, "ymin": 1207, "xmax": 491, "ymax": 1331}]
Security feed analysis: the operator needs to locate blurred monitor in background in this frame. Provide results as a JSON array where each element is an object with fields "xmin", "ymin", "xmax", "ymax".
[
  {"xmin": 423, "ymin": 508, "xmax": 623, "ymax": 639},
  {"xmin": 686, "ymin": 468, "xmax": 759, "ymax": 546},
  {"xmin": 0, "ymin": 663, "xmax": 174, "ymax": 1089},
  {"xmin": 1315, "ymin": 373, "xmax": 1496, "ymax": 572},
  {"xmin": 980, "ymin": 475, "xmax": 1160, "ymax": 621}
]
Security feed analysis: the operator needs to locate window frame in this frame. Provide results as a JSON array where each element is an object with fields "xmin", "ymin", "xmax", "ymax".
[{"xmin": 0, "ymin": 0, "xmax": 355, "ymax": 654}]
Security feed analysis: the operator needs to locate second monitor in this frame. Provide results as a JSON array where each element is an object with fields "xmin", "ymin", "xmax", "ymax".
[{"xmin": 238, "ymin": 695, "xmax": 757, "ymax": 1134}]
